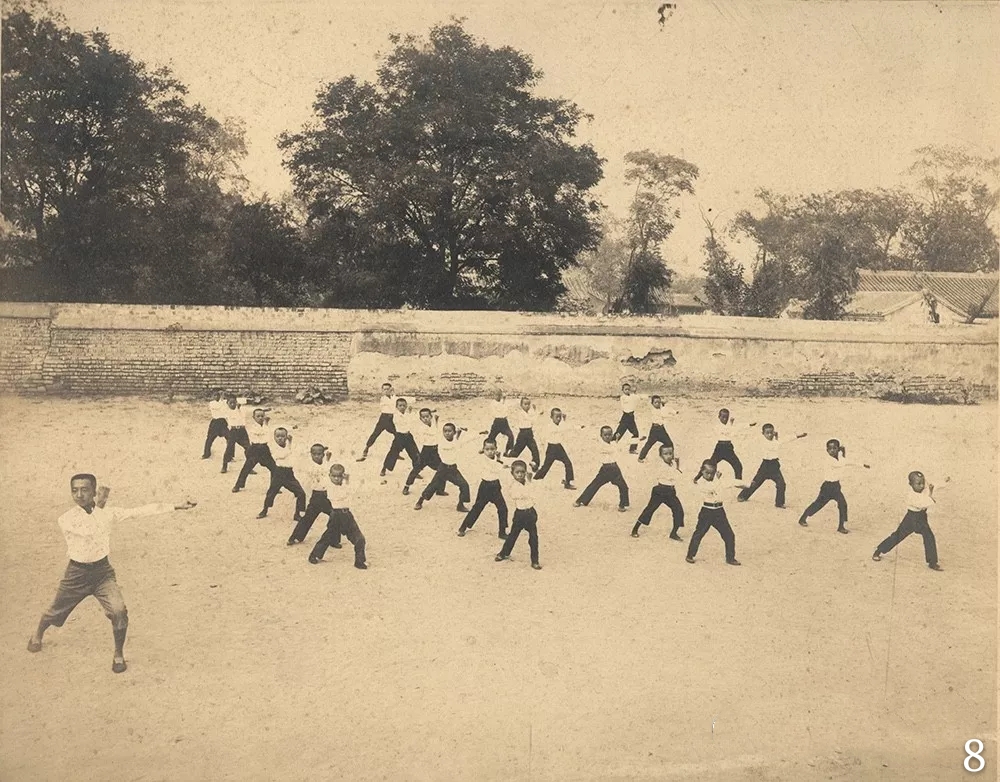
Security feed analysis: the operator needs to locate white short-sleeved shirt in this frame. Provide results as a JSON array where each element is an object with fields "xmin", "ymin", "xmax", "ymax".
[
  {"xmin": 648, "ymin": 404, "xmax": 677, "ymax": 427},
  {"xmin": 58, "ymin": 503, "xmax": 174, "ymax": 563},
  {"xmin": 822, "ymin": 455, "xmax": 849, "ymax": 483},
  {"xmin": 415, "ymin": 422, "xmax": 441, "ymax": 449},
  {"xmin": 438, "ymin": 436, "xmax": 463, "ymax": 465},
  {"xmin": 208, "ymin": 399, "xmax": 228, "ymax": 420},
  {"xmin": 512, "ymin": 408, "xmax": 537, "ymax": 430},
  {"xmin": 379, "ymin": 395, "xmax": 399, "ymax": 415},
  {"xmin": 224, "ymin": 406, "xmax": 246, "ymax": 428},
  {"xmin": 477, "ymin": 455, "xmax": 507, "ymax": 482},
  {"xmin": 246, "ymin": 420, "xmax": 271, "ymax": 445},
  {"xmin": 714, "ymin": 418, "xmax": 735, "ymax": 441},
  {"xmin": 326, "ymin": 481, "xmax": 352, "ymax": 509},
  {"xmin": 489, "ymin": 400, "xmax": 509, "ymax": 419},
  {"xmin": 697, "ymin": 475, "xmax": 732, "ymax": 504},
  {"xmin": 620, "ymin": 394, "xmax": 641, "ymax": 414},
  {"xmin": 299, "ymin": 460, "xmax": 330, "ymax": 493},
  {"xmin": 505, "ymin": 477, "xmax": 538, "ymax": 511},
  {"xmin": 539, "ymin": 418, "xmax": 567, "ymax": 445},
  {"xmin": 271, "ymin": 441, "xmax": 293, "ymax": 465},
  {"xmin": 654, "ymin": 459, "xmax": 682, "ymax": 487},
  {"xmin": 393, "ymin": 409, "xmax": 416, "ymax": 435}
]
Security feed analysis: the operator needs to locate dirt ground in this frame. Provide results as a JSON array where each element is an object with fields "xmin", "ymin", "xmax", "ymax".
[{"xmin": 0, "ymin": 394, "xmax": 996, "ymax": 781}]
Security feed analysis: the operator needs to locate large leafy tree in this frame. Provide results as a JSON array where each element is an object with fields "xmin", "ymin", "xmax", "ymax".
[
  {"xmin": 279, "ymin": 20, "xmax": 604, "ymax": 310},
  {"xmin": 1, "ymin": 6, "xmax": 247, "ymax": 302}
]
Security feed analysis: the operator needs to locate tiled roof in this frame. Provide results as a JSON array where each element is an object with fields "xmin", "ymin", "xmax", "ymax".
[
  {"xmin": 559, "ymin": 268, "xmax": 707, "ymax": 312},
  {"xmin": 857, "ymin": 270, "xmax": 998, "ymax": 318}
]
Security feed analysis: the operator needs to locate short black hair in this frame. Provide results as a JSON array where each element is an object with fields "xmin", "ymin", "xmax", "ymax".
[
  {"xmin": 651, "ymin": 394, "xmax": 662, "ymax": 403},
  {"xmin": 600, "ymin": 425, "xmax": 614, "ymax": 435},
  {"xmin": 827, "ymin": 438, "xmax": 841, "ymax": 449},
  {"xmin": 274, "ymin": 427, "xmax": 288, "ymax": 434},
  {"xmin": 762, "ymin": 423, "xmax": 774, "ymax": 431},
  {"xmin": 419, "ymin": 407, "xmax": 432, "ymax": 415},
  {"xmin": 70, "ymin": 473, "xmax": 97, "ymax": 489},
  {"xmin": 511, "ymin": 460, "xmax": 527, "ymax": 471}
]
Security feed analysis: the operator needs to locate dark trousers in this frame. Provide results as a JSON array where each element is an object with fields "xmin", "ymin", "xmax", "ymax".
[
  {"xmin": 577, "ymin": 462, "xmax": 629, "ymax": 507},
  {"xmin": 498, "ymin": 508, "xmax": 539, "ymax": 564},
  {"xmin": 487, "ymin": 417, "xmax": 515, "ymax": 449},
  {"xmin": 800, "ymin": 481, "xmax": 847, "ymax": 526},
  {"xmin": 421, "ymin": 463, "xmax": 471, "ymax": 503},
  {"xmin": 460, "ymin": 480, "xmax": 508, "ymax": 534},
  {"xmin": 614, "ymin": 411, "xmax": 640, "ymax": 441},
  {"xmin": 223, "ymin": 425, "xmax": 250, "ymax": 467},
  {"xmin": 876, "ymin": 510, "xmax": 938, "ymax": 565},
  {"xmin": 508, "ymin": 428, "xmax": 540, "ymax": 466},
  {"xmin": 535, "ymin": 443, "xmax": 574, "ymax": 483},
  {"xmin": 687, "ymin": 506, "xmax": 736, "ymax": 561},
  {"xmin": 234, "ymin": 443, "xmax": 276, "ymax": 490},
  {"xmin": 203, "ymin": 418, "xmax": 228, "ymax": 458},
  {"xmin": 383, "ymin": 432, "xmax": 420, "ymax": 472},
  {"xmin": 289, "ymin": 491, "xmax": 330, "ymax": 542},
  {"xmin": 738, "ymin": 459, "xmax": 786, "ymax": 506},
  {"xmin": 710, "ymin": 440, "xmax": 743, "ymax": 480},
  {"xmin": 40, "ymin": 557, "xmax": 127, "ymax": 631},
  {"xmin": 637, "ymin": 484, "xmax": 685, "ymax": 531},
  {"xmin": 638, "ymin": 423, "xmax": 673, "ymax": 460},
  {"xmin": 313, "ymin": 509, "xmax": 366, "ymax": 566},
  {"xmin": 263, "ymin": 466, "xmax": 307, "ymax": 517},
  {"xmin": 406, "ymin": 445, "xmax": 442, "ymax": 487},
  {"xmin": 364, "ymin": 413, "xmax": 396, "ymax": 450}
]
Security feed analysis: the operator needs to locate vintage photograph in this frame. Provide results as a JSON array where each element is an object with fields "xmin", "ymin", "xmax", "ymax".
[{"xmin": 1, "ymin": 0, "xmax": 997, "ymax": 779}]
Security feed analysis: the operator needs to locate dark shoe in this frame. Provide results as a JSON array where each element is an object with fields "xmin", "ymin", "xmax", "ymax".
[
  {"xmin": 837, "ymin": 527, "xmax": 849, "ymax": 535},
  {"xmin": 221, "ymin": 466, "xmax": 228, "ymax": 474},
  {"xmin": 112, "ymin": 659, "xmax": 128, "ymax": 674},
  {"xmin": 201, "ymin": 454, "xmax": 211, "ymax": 460},
  {"xmin": 232, "ymin": 486, "xmax": 241, "ymax": 493},
  {"xmin": 379, "ymin": 468, "xmax": 386, "ymax": 477},
  {"xmin": 798, "ymin": 519, "xmax": 808, "ymax": 527},
  {"xmin": 929, "ymin": 563, "xmax": 943, "ymax": 571},
  {"xmin": 726, "ymin": 559, "xmax": 742, "ymax": 566},
  {"xmin": 355, "ymin": 562, "xmax": 368, "ymax": 570},
  {"xmin": 618, "ymin": 505, "xmax": 629, "ymax": 512},
  {"xmin": 438, "ymin": 491, "xmax": 449, "ymax": 496},
  {"xmin": 286, "ymin": 536, "xmax": 299, "ymax": 546},
  {"xmin": 564, "ymin": 483, "xmax": 575, "ymax": 490},
  {"xmin": 357, "ymin": 454, "xmax": 367, "ymax": 462},
  {"xmin": 669, "ymin": 532, "xmax": 682, "ymax": 541},
  {"xmin": 775, "ymin": 504, "xmax": 787, "ymax": 509},
  {"xmin": 27, "ymin": 638, "xmax": 42, "ymax": 653},
  {"xmin": 685, "ymin": 556, "xmax": 696, "ymax": 564},
  {"xmin": 531, "ymin": 562, "xmax": 542, "ymax": 570},
  {"xmin": 871, "ymin": 551, "xmax": 881, "ymax": 561},
  {"xmin": 736, "ymin": 496, "xmax": 748, "ymax": 503},
  {"xmin": 457, "ymin": 528, "xmax": 467, "ymax": 537},
  {"xmin": 256, "ymin": 510, "xmax": 267, "ymax": 519},
  {"xmin": 456, "ymin": 503, "xmax": 470, "ymax": 513},
  {"xmin": 574, "ymin": 501, "xmax": 584, "ymax": 507},
  {"xmin": 498, "ymin": 531, "xmax": 507, "ymax": 540},
  {"xmin": 402, "ymin": 485, "xmax": 410, "ymax": 495},
  {"xmin": 330, "ymin": 543, "xmax": 342, "ymax": 549},
  {"xmin": 308, "ymin": 555, "xmax": 322, "ymax": 564},
  {"xmin": 414, "ymin": 500, "xmax": 423, "ymax": 510},
  {"xmin": 630, "ymin": 531, "xmax": 639, "ymax": 538},
  {"xmin": 637, "ymin": 457, "xmax": 646, "ymax": 463},
  {"xmin": 495, "ymin": 553, "xmax": 508, "ymax": 562}
]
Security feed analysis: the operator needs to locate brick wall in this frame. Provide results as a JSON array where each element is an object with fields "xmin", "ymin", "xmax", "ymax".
[{"xmin": 0, "ymin": 303, "xmax": 996, "ymax": 402}]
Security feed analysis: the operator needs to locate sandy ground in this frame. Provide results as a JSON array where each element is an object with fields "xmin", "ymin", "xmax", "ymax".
[{"xmin": 0, "ymin": 394, "xmax": 995, "ymax": 782}]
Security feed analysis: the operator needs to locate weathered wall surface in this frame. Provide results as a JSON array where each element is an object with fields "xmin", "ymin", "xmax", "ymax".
[{"xmin": 0, "ymin": 303, "xmax": 996, "ymax": 401}]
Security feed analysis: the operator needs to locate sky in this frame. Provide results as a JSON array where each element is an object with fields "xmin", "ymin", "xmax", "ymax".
[{"xmin": 47, "ymin": 0, "xmax": 1000, "ymax": 275}]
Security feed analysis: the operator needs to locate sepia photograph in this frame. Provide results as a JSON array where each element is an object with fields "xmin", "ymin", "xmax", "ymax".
[{"xmin": 0, "ymin": 0, "xmax": 997, "ymax": 779}]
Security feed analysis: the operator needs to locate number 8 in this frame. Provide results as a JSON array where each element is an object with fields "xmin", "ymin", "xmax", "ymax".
[{"xmin": 964, "ymin": 739, "xmax": 985, "ymax": 772}]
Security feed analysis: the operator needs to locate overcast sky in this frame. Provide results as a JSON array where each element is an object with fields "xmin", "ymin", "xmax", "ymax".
[{"xmin": 50, "ymin": 0, "xmax": 1000, "ymax": 274}]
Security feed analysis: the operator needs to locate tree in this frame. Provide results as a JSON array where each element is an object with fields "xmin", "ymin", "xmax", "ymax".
[
  {"xmin": 1, "ymin": 6, "xmax": 247, "ymax": 302},
  {"xmin": 799, "ymin": 235, "xmax": 859, "ymax": 320},
  {"xmin": 700, "ymin": 214, "xmax": 746, "ymax": 315},
  {"xmin": 279, "ymin": 20, "xmax": 603, "ymax": 310}
]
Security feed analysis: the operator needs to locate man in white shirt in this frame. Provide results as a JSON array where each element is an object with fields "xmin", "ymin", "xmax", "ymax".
[
  {"xmin": 872, "ymin": 471, "xmax": 947, "ymax": 571},
  {"xmin": 708, "ymin": 408, "xmax": 744, "ymax": 480},
  {"xmin": 257, "ymin": 428, "xmax": 307, "ymax": 520},
  {"xmin": 637, "ymin": 395, "xmax": 678, "ymax": 461},
  {"xmin": 613, "ymin": 382, "xmax": 642, "ymax": 453},
  {"xmin": 574, "ymin": 425, "xmax": 637, "ymax": 511},
  {"xmin": 533, "ymin": 407, "xmax": 575, "ymax": 489},
  {"xmin": 201, "ymin": 389, "xmax": 229, "ymax": 459},
  {"xmin": 380, "ymin": 397, "xmax": 421, "ymax": 477},
  {"xmin": 358, "ymin": 382, "xmax": 398, "ymax": 462},
  {"xmin": 232, "ymin": 408, "xmax": 278, "ymax": 493},
  {"xmin": 27, "ymin": 474, "xmax": 196, "ymax": 673},
  {"xmin": 458, "ymin": 439, "xmax": 510, "ymax": 538},
  {"xmin": 737, "ymin": 423, "xmax": 807, "ymax": 508},
  {"xmin": 797, "ymin": 438, "xmax": 870, "ymax": 533},
  {"xmin": 308, "ymin": 464, "xmax": 367, "ymax": 569},
  {"xmin": 221, "ymin": 394, "xmax": 251, "ymax": 473},
  {"xmin": 495, "ymin": 460, "xmax": 542, "ymax": 570},
  {"xmin": 287, "ymin": 444, "xmax": 335, "ymax": 545},
  {"xmin": 414, "ymin": 422, "xmax": 471, "ymax": 512}
]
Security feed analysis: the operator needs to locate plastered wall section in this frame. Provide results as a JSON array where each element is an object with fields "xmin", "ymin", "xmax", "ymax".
[{"xmin": 0, "ymin": 303, "xmax": 995, "ymax": 401}]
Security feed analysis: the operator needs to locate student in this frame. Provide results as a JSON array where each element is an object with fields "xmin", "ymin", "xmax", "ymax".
[
  {"xmin": 414, "ymin": 422, "xmax": 471, "ymax": 512},
  {"xmin": 257, "ymin": 428, "xmax": 307, "ymax": 520},
  {"xmin": 27, "ymin": 474, "xmax": 196, "ymax": 673},
  {"xmin": 358, "ymin": 382, "xmax": 397, "ymax": 462},
  {"xmin": 508, "ymin": 397, "xmax": 542, "ymax": 469},
  {"xmin": 481, "ymin": 389, "xmax": 515, "ymax": 455},
  {"xmin": 201, "ymin": 390, "xmax": 229, "ymax": 459},
  {"xmin": 797, "ymin": 439, "xmax": 870, "ymax": 533},
  {"xmin": 872, "ymin": 472, "xmax": 948, "ymax": 571},
  {"xmin": 403, "ymin": 408, "xmax": 446, "ymax": 496},
  {"xmin": 686, "ymin": 460, "xmax": 741, "ymax": 566},
  {"xmin": 708, "ymin": 408, "xmax": 743, "ymax": 480},
  {"xmin": 308, "ymin": 464, "xmax": 367, "ymax": 569},
  {"xmin": 458, "ymin": 439, "xmax": 509, "ymax": 538},
  {"xmin": 287, "ymin": 444, "xmax": 334, "ymax": 546},
  {"xmin": 637, "ymin": 395, "xmax": 679, "ymax": 461},
  {"xmin": 495, "ymin": 460, "xmax": 542, "ymax": 570},
  {"xmin": 614, "ymin": 382, "xmax": 641, "ymax": 453},
  {"xmin": 574, "ymin": 425, "xmax": 637, "ymax": 512},
  {"xmin": 736, "ymin": 424, "xmax": 808, "ymax": 508},
  {"xmin": 380, "ymin": 397, "xmax": 420, "ymax": 477},
  {"xmin": 232, "ymin": 408, "xmax": 278, "ymax": 493},
  {"xmin": 632, "ymin": 443, "xmax": 684, "ymax": 540},
  {"xmin": 221, "ymin": 394, "xmax": 250, "ymax": 473},
  {"xmin": 533, "ymin": 407, "xmax": 575, "ymax": 489}
]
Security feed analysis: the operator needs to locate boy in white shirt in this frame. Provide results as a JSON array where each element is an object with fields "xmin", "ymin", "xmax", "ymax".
[
  {"xmin": 686, "ymin": 460, "xmax": 742, "ymax": 566},
  {"xmin": 533, "ymin": 407, "xmax": 575, "ymax": 489},
  {"xmin": 507, "ymin": 397, "xmax": 542, "ymax": 469},
  {"xmin": 574, "ymin": 425, "xmax": 638, "ymax": 512},
  {"xmin": 358, "ymin": 382, "xmax": 398, "ymax": 462},
  {"xmin": 232, "ymin": 408, "xmax": 278, "ymax": 493},
  {"xmin": 201, "ymin": 389, "xmax": 229, "ymax": 459},
  {"xmin": 482, "ymin": 389, "xmax": 515, "ymax": 455},
  {"xmin": 633, "ymin": 443, "xmax": 685, "ymax": 540},
  {"xmin": 797, "ymin": 439, "xmax": 870, "ymax": 533},
  {"xmin": 872, "ymin": 472, "xmax": 948, "ymax": 571},
  {"xmin": 458, "ymin": 439, "xmax": 509, "ymax": 538},
  {"xmin": 258, "ymin": 428, "xmax": 307, "ymax": 521},
  {"xmin": 308, "ymin": 464, "xmax": 367, "ymax": 569},
  {"xmin": 737, "ymin": 423, "xmax": 808, "ymax": 508},
  {"xmin": 287, "ymin": 444, "xmax": 334, "ymax": 545},
  {"xmin": 613, "ymin": 382, "xmax": 641, "ymax": 454},
  {"xmin": 414, "ymin": 422, "xmax": 471, "ymax": 511},
  {"xmin": 27, "ymin": 474, "xmax": 196, "ymax": 673},
  {"xmin": 221, "ymin": 394, "xmax": 251, "ymax": 473},
  {"xmin": 495, "ymin": 460, "xmax": 542, "ymax": 570},
  {"xmin": 637, "ymin": 395, "xmax": 679, "ymax": 461},
  {"xmin": 403, "ymin": 408, "xmax": 445, "ymax": 496},
  {"xmin": 707, "ymin": 408, "xmax": 743, "ymax": 480},
  {"xmin": 380, "ymin": 397, "xmax": 421, "ymax": 477}
]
